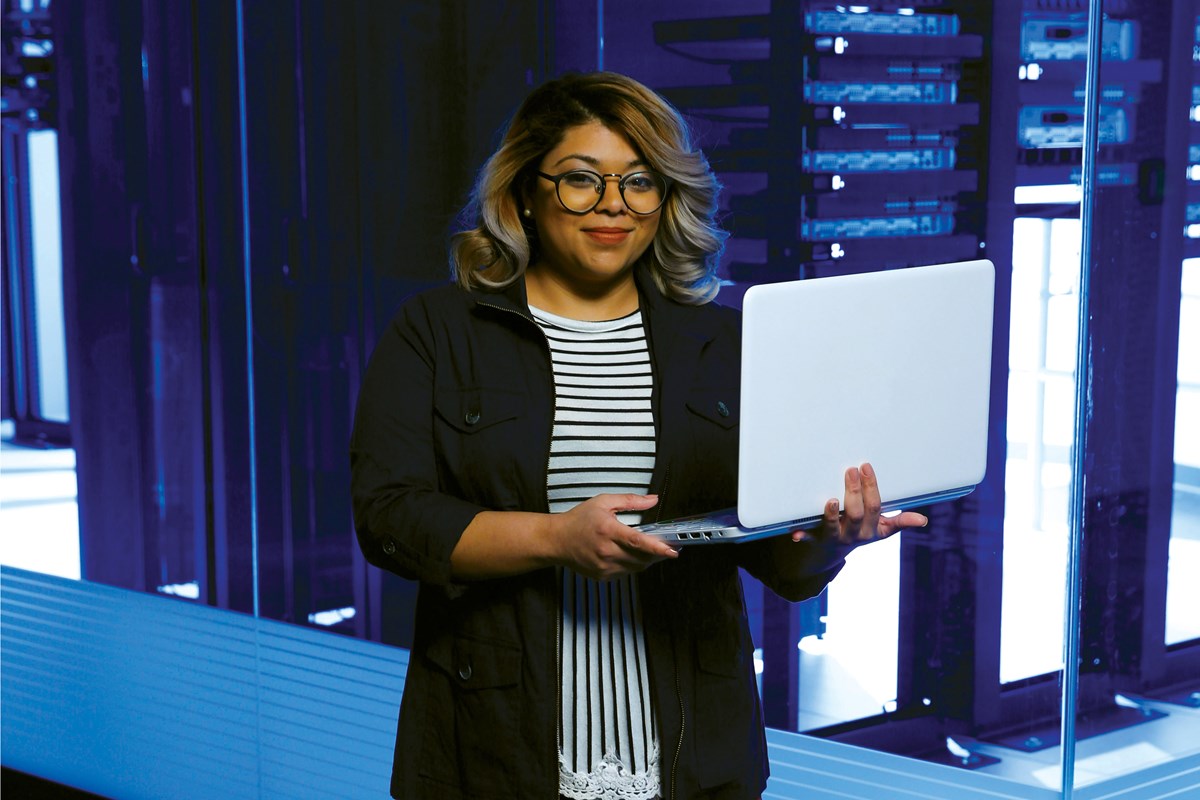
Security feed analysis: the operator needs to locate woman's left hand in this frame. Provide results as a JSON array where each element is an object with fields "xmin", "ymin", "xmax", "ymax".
[{"xmin": 791, "ymin": 461, "xmax": 928, "ymax": 546}]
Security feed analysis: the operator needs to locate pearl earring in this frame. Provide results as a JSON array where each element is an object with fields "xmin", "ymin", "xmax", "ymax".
[{"xmin": 523, "ymin": 208, "xmax": 532, "ymax": 218}]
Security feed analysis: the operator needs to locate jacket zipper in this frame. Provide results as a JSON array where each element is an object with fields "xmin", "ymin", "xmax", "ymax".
[
  {"xmin": 656, "ymin": 560, "xmax": 684, "ymax": 800},
  {"xmin": 656, "ymin": 466, "xmax": 671, "ymax": 524},
  {"xmin": 657, "ymin": 462, "xmax": 686, "ymax": 800},
  {"xmin": 672, "ymin": 664, "xmax": 685, "ymax": 800},
  {"xmin": 477, "ymin": 299, "xmax": 561, "ymax": 797},
  {"xmin": 643, "ymin": 304, "xmax": 681, "ymax": 796},
  {"xmin": 650, "ymin": 459, "xmax": 680, "ymax": 799}
]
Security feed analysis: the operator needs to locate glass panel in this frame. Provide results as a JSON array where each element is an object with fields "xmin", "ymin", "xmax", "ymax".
[
  {"xmin": 1161, "ymin": 0, "xmax": 1193, "ymax": 651},
  {"xmin": 238, "ymin": 2, "xmax": 547, "ymax": 639},
  {"xmin": 237, "ymin": 1, "xmax": 362, "ymax": 631},
  {"xmin": 1168, "ymin": 260, "xmax": 1200, "ymax": 646},
  {"xmin": 1066, "ymin": 0, "xmax": 1200, "ymax": 791},
  {"xmin": 796, "ymin": 539, "xmax": 900, "ymax": 728},
  {"xmin": 26, "ymin": 129, "xmax": 68, "ymax": 424},
  {"xmin": 1, "ymin": 82, "xmax": 78, "ymax": 582},
  {"xmin": 1001, "ymin": 217, "xmax": 1075, "ymax": 685},
  {"xmin": 0, "ymin": 440, "xmax": 79, "ymax": 579}
]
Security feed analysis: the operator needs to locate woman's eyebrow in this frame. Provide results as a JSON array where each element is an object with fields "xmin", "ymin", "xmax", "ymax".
[{"xmin": 550, "ymin": 153, "xmax": 648, "ymax": 169}]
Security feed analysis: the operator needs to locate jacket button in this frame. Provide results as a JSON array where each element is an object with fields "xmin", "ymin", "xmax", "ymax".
[
  {"xmin": 458, "ymin": 662, "xmax": 472, "ymax": 681},
  {"xmin": 717, "ymin": 401, "xmax": 730, "ymax": 417},
  {"xmin": 381, "ymin": 539, "xmax": 397, "ymax": 555},
  {"xmin": 464, "ymin": 410, "xmax": 481, "ymax": 425}
]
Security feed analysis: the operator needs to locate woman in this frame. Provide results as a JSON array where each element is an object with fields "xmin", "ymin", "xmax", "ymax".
[{"xmin": 350, "ymin": 71, "xmax": 926, "ymax": 800}]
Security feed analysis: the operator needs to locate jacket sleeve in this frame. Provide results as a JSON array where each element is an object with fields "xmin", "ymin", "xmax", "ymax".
[
  {"xmin": 350, "ymin": 296, "xmax": 484, "ymax": 593},
  {"xmin": 736, "ymin": 535, "xmax": 855, "ymax": 602}
]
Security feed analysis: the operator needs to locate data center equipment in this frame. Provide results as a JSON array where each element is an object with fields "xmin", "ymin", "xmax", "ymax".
[
  {"xmin": 651, "ymin": 2, "xmax": 994, "ymax": 281},
  {"xmin": 1015, "ymin": 2, "xmax": 1159, "ymax": 190}
]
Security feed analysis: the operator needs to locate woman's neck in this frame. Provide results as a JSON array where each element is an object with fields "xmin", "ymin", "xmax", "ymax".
[{"xmin": 523, "ymin": 267, "xmax": 639, "ymax": 321}]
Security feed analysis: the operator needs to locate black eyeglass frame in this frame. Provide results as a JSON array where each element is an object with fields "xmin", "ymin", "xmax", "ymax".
[{"xmin": 535, "ymin": 169, "xmax": 673, "ymax": 216}]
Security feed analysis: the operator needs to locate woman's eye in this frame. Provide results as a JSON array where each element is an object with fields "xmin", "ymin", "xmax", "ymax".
[
  {"xmin": 563, "ymin": 172, "xmax": 599, "ymax": 188},
  {"xmin": 625, "ymin": 174, "xmax": 656, "ymax": 191}
]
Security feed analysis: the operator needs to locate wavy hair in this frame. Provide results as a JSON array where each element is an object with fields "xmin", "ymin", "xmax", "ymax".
[{"xmin": 450, "ymin": 72, "xmax": 727, "ymax": 304}]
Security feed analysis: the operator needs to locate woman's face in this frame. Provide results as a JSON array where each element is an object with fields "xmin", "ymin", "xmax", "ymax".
[{"xmin": 525, "ymin": 121, "xmax": 662, "ymax": 296}]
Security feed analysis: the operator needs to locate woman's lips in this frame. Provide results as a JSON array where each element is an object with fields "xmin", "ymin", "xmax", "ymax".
[{"xmin": 582, "ymin": 227, "xmax": 632, "ymax": 244}]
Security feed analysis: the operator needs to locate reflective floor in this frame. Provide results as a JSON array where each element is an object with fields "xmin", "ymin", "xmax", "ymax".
[{"xmin": 970, "ymin": 696, "xmax": 1200, "ymax": 790}]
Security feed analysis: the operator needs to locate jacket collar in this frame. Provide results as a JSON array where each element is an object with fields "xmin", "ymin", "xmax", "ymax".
[
  {"xmin": 464, "ymin": 274, "xmax": 534, "ymax": 318},
  {"xmin": 634, "ymin": 265, "xmax": 722, "ymax": 348}
]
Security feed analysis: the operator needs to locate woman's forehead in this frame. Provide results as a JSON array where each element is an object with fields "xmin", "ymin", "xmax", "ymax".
[{"xmin": 540, "ymin": 121, "xmax": 645, "ymax": 169}]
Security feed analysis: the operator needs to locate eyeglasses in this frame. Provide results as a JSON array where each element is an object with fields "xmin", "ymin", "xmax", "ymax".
[{"xmin": 536, "ymin": 169, "xmax": 672, "ymax": 215}]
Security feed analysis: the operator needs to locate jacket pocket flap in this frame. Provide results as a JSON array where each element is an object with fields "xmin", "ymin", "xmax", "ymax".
[
  {"xmin": 686, "ymin": 391, "xmax": 738, "ymax": 430},
  {"xmin": 425, "ymin": 635, "xmax": 522, "ymax": 690},
  {"xmin": 695, "ymin": 627, "xmax": 745, "ymax": 678},
  {"xmin": 434, "ymin": 387, "xmax": 525, "ymax": 434}
]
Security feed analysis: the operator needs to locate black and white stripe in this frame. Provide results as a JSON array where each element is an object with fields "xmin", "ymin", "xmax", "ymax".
[{"xmin": 531, "ymin": 306, "xmax": 660, "ymax": 800}]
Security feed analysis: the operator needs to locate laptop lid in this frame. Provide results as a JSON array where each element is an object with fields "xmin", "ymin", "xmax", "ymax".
[{"xmin": 735, "ymin": 258, "xmax": 995, "ymax": 529}]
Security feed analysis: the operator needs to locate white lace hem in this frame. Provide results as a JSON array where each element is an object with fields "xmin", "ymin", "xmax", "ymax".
[{"xmin": 558, "ymin": 744, "xmax": 660, "ymax": 800}]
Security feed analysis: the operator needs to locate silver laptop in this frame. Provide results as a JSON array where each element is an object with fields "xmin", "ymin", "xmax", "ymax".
[{"xmin": 637, "ymin": 258, "xmax": 995, "ymax": 544}]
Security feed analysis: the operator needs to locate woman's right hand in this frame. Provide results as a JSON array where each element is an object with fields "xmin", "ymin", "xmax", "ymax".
[{"xmin": 549, "ymin": 493, "xmax": 679, "ymax": 581}]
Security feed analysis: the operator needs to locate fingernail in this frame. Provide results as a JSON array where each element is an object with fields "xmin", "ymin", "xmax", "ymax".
[{"xmin": 862, "ymin": 463, "xmax": 874, "ymax": 478}]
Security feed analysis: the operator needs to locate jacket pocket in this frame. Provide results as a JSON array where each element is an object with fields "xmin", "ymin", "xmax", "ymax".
[
  {"xmin": 695, "ymin": 624, "xmax": 747, "ymax": 679},
  {"xmin": 424, "ymin": 633, "xmax": 522, "ymax": 689},
  {"xmin": 434, "ymin": 386, "xmax": 526, "ymax": 434},
  {"xmin": 677, "ymin": 390, "xmax": 740, "ymax": 513},
  {"xmin": 433, "ymin": 386, "xmax": 529, "ymax": 507},
  {"xmin": 685, "ymin": 390, "xmax": 739, "ymax": 431},
  {"xmin": 693, "ymin": 626, "xmax": 756, "ymax": 788},
  {"xmin": 417, "ymin": 635, "xmax": 523, "ymax": 797}
]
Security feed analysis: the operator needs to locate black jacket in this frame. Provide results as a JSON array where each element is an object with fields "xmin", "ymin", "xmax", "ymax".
[{"xmin": 351, "ymin": 268, "xmax": 847, "ymax": 799}]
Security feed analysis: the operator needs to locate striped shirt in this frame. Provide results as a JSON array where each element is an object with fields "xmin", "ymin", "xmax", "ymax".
[{"xmin": 530, "ymin": 305, "xmax": 660, "ymax": 800}]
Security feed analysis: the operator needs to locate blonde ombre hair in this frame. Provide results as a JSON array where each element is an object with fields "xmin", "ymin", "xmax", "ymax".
[{"xmin": 450, "ymin": 72, "xmax": 727, "ymax": 304}]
